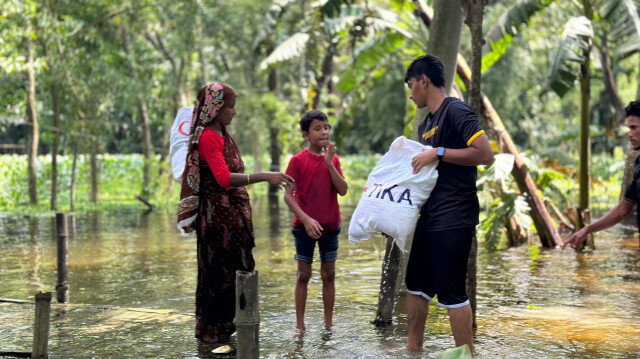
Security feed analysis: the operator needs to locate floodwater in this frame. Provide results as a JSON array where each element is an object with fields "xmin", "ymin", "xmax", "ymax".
[{"xmin": 0, "ymin": 197, "xmax": 639, "ymax": 358}]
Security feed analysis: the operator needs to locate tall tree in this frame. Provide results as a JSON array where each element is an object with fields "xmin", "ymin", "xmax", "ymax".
[{"xmin": 25, "ymin": 17, "xmax": 39, "ymax": 205}]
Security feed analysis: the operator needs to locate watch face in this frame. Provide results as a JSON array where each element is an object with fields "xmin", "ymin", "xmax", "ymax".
[{"xmin": 437, "ymin": 147, "xmax": 445, "ymax": 156}]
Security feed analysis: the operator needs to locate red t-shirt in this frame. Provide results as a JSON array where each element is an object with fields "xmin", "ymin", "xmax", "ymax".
[
  {"xmin": 198, "ymin": 129, "xmax": 231, "ymax": 189},
  {"xmin": 285, "ymin": 149, "xmax": 343, "ymax": 233}
]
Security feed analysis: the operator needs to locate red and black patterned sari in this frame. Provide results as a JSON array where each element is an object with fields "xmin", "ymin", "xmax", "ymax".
[{"xmin": 193, "ymin": 129, "xmax": 255, "ymax": 343}]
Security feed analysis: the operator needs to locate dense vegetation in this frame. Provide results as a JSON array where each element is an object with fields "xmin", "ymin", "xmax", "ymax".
[{"xmin": 2, "ymin": 0, "xmax": 639, "ymax": 248}]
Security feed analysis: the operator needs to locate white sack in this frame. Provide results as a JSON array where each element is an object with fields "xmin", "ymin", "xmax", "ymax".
[
  {"xmin": 348, "ymin": 136, "xmax": 439, "ymax": 251},
  {"xmin": 170, "ymin": 107, "xmax": 193, "ymax": 183}
]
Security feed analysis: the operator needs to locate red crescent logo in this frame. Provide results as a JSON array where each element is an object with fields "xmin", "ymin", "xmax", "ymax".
[{"xmin": 178, "ymin": 121, "xmax": 191, "ymax": 136}]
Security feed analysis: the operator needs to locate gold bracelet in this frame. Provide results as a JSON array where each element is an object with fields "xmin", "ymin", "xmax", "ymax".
[{"xmin": 247, "ymin": 174, "xmax": 250, "ymax": 186}]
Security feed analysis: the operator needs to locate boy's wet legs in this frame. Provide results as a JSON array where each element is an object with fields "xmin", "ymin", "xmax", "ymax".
[
  {"xmin": 320, "ymin": 260, "xmax": 336, "ymax": 329},
  {"xmin": 295, "ymin": 260, "xmax": 312, "ymax": 332}
]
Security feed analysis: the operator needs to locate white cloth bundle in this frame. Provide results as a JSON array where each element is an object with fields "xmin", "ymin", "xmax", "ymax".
[
  {"xmin": 348, "ymin": 136, "xmax": 439, "ymax": 251},
  {"xmin": 169, "ymin": 107, "xmax": 193, "ymax": 183}
]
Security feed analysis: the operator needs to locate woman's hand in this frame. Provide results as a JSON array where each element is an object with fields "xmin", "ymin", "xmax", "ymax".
[{"xmin": 263, "ymin": 172, "xmax": 295, "ymax": 188}]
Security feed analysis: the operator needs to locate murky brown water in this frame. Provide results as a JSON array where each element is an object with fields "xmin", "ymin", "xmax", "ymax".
[{"xmin": 1, "ymin": 196, "xmax": 639, "ymax": 358}]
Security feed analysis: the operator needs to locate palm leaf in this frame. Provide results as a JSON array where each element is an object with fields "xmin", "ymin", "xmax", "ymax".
[
  {"xmin": 602, "ymin": 0, "xmax": 640, "ymax": 59},
  {"xmin": 258, "ymin": 32, "xmax": 310, "ymax": 71},
  {"xmin": 482, "ymin": 0, "xmax": 555, "ymax": 73},
  {"xmin": 252, "ymin": 0, "xmax": 297, "ymax": 54},
  {"xmin": 547, "ymin": 16, "xmax": 593, "ymax": 98}
]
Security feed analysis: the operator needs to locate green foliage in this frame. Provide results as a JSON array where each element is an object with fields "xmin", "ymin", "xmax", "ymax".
[
  {"xmin": 482, "ymin": 0, "xmax": 555, "ymax": 73},
  {"xmin": 547, "ymin": 16, "xmax": 594, "ymax": 98},
  {"xmin": 436, "ymin": 344, "xmax": 472, "ymax": 359}
]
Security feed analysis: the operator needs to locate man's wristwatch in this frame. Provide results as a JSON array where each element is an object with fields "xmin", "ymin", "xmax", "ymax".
[{"xmin": 437, "ymin": 147, "xmax": 445, "ymax": 161}]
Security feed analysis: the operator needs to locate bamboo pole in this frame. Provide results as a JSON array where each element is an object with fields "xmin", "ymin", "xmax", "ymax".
[
  {"xmin": 372, "ymin": 235, "xmax": 401, "ymax": 326},
  {"xmin": 55, "ymin": 213, "xmax": 69, "ymax": 303},
  {"xmin": 235, "ymin": 271, "xmax": 259, "ymax": 359},
  {"xmin": 32, "ymin": 292, "xmax": 51, "ymax": 359}
]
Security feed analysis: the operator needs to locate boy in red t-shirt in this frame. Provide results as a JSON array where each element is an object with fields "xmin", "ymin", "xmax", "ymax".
[{"xmin": 284, "ymin": 110, "xmax": 348, "ymax": 334}]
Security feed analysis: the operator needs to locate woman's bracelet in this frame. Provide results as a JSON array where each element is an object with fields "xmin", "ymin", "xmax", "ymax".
[{"xmin": 247, "ymin": 173, "xmax": 250, "ymax": 186}]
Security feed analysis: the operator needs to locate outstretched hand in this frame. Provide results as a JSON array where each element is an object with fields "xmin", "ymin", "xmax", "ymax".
[
  {"xmin": 562, "ymin": 228, "xmax": 587, "ymax": 252},
  {"xmin": 264, "ymin": 172, "xmax": 295, "ymax": 188}
]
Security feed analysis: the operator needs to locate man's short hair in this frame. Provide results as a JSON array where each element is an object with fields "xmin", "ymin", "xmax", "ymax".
[
  {"xmin": 625, "ymin": 100, "xmax": 640, "ymax": 118},
  {"xmin": 405, "ymin": 55, "xmax": 446, "ymax": 88},
  {"xmin": 300, "ymin": 110, "xmax": 328, "ymax": 132}
]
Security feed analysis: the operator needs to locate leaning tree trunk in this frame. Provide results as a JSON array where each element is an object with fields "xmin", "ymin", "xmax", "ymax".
[
  {"xmin": 26, "ymin": 20, "xmax": 39, "ymax": 205},
  {"xmin": 412, "ymin": 6, "xmax": 562, "ymax": 247}
]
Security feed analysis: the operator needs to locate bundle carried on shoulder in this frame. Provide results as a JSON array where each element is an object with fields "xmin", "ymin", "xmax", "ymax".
[{"xmin": 348, "ymin": 136, "xmax": 439, "ymax": 251}]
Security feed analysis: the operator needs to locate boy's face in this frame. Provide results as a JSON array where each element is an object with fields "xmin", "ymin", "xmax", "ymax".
[{"xmin": 303, "ymin": 119, "xmax": 331, "ymax": 148}]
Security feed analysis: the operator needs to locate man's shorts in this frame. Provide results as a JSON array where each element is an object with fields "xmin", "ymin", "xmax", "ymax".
[
  {"xmin": 292, "ymin": 227, "xmax": 341, "ymax": 264},
  {"xmin": 405, "ymin": 226, "xmax": 474, "ymax": 308}
]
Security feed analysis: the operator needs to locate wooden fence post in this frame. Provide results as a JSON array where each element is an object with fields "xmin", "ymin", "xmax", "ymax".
[
  {"xmin": 55, "ymin": 213, "xmax": 69, "ymax": 303},
  {"xmin": 32, "ymin": 292, "xmax": 51, "ymax": 359},
  {"xmin": 235, "ymin": 271, "xmax": 259, "ymax": 359},
  {"xmin": 372, "ymin": 235, "xmax": 401, "ymax": 326}
]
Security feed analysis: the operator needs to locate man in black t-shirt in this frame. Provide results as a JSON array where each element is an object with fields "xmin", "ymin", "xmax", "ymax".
[
  {"xmin": 564, "ymin": 100, "xmax": 640, "ymax": 251},
  {"xmin": 404, "ymin": 55, "xmax": 494, "ymax": 353}
]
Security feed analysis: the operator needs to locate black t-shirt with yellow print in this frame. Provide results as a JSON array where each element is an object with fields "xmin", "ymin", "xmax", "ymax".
[{"xmin": 417, "ymin": 97, "xmax": 485, "ymax": 231}]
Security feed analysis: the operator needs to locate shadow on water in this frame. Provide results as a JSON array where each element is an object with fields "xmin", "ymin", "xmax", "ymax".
[{"xmin": 1, "ymin": 197, "xmax": 639, "ymax": 358}]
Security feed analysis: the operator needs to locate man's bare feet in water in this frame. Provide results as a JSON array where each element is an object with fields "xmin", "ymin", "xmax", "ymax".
[{"xmin": 293, "ymin": 328, "xmax": 305, "ymax": 338}]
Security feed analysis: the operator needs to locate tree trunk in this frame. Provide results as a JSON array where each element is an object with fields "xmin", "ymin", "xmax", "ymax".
[
  {"xmin": 70, "ymin": 140, "xmax": 79, "ymax": 212},
  {"xmin": 410, "ymin": 6, "xmax": 563, "ymax": 247},
  {"xmin": 411, "ymin": 0, "xmax": 463, "ymax": 139},
  {"xmin": 597, "ymin": 35, "xmax": 625, "ymax": 127},
  {"xmin": 90, "ymin": 140, "xmax": 98, "ymax": 203},
  {"xmin": 50, "ymin": 83, "xmax": 60, "ymax": 210},
  {"xmin": 461, "ymin": 0, "xmax": 486, "ymax": 331},
  {"xmin": 579, "ymin": 1, "xmax": 594, "ymax": 248},
  {"xmin": 637, "ymin": 54, "xmax": 640, "ymax": 100},
  {"xmin": 312, "ymin": 40, "xmax": 338, "ymax": 110},
  {"xmin": 197, "ymin": 25, "xmax": 208, "ymax": 86},
  {"xmin": 26, "ymin": 20, "xmax": 39, "ymax": 205},
  {"xmin": 122, "ymin": 27, "xmax": 152, "ymax": 198},
  {"xmin": 267, "ymin": 66, "xmax": 282, "ymax": 201}
]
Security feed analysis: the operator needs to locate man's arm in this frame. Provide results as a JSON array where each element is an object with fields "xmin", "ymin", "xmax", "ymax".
[
  {"xmin": 563, "ymin": 198, "xmax": 635, "ymax": 251},
  {"xmin": 411, "ymin": 133, "xmax": 494, "ymax": 174},
  {"xmin": 284, "ymin": 183, "xmax": 324, "ymax": 239}
]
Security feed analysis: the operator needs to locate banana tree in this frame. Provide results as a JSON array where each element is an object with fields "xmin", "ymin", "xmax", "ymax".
[{"xmin": 545, "ymin": 0, "xmax": 640, "ymax": 237}]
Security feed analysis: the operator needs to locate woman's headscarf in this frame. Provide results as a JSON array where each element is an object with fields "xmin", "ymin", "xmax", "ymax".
[{"xmin": 177, "ymin": 83, "xmax": 236, "ymax": 234}]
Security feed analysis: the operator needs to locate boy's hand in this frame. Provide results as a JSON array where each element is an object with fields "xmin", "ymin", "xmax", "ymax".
[
  {"xmin": 324, "ymin": 143, "xmax": 336, "ymax": 166},
  {"xmin": 302, "ymin": 217, "xmax": 323, "ymax": 240}
]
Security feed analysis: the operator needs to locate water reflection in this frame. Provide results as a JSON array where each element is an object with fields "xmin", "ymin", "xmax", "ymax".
[{"xmin": 0, "ymin": 202, "xmax": 639, "ymax": 358}]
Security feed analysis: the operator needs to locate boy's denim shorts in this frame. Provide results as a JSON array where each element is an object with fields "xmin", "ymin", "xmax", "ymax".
[{"xmin": 292, "ymin": 227, "xmax": 341, "ymax": 264}]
